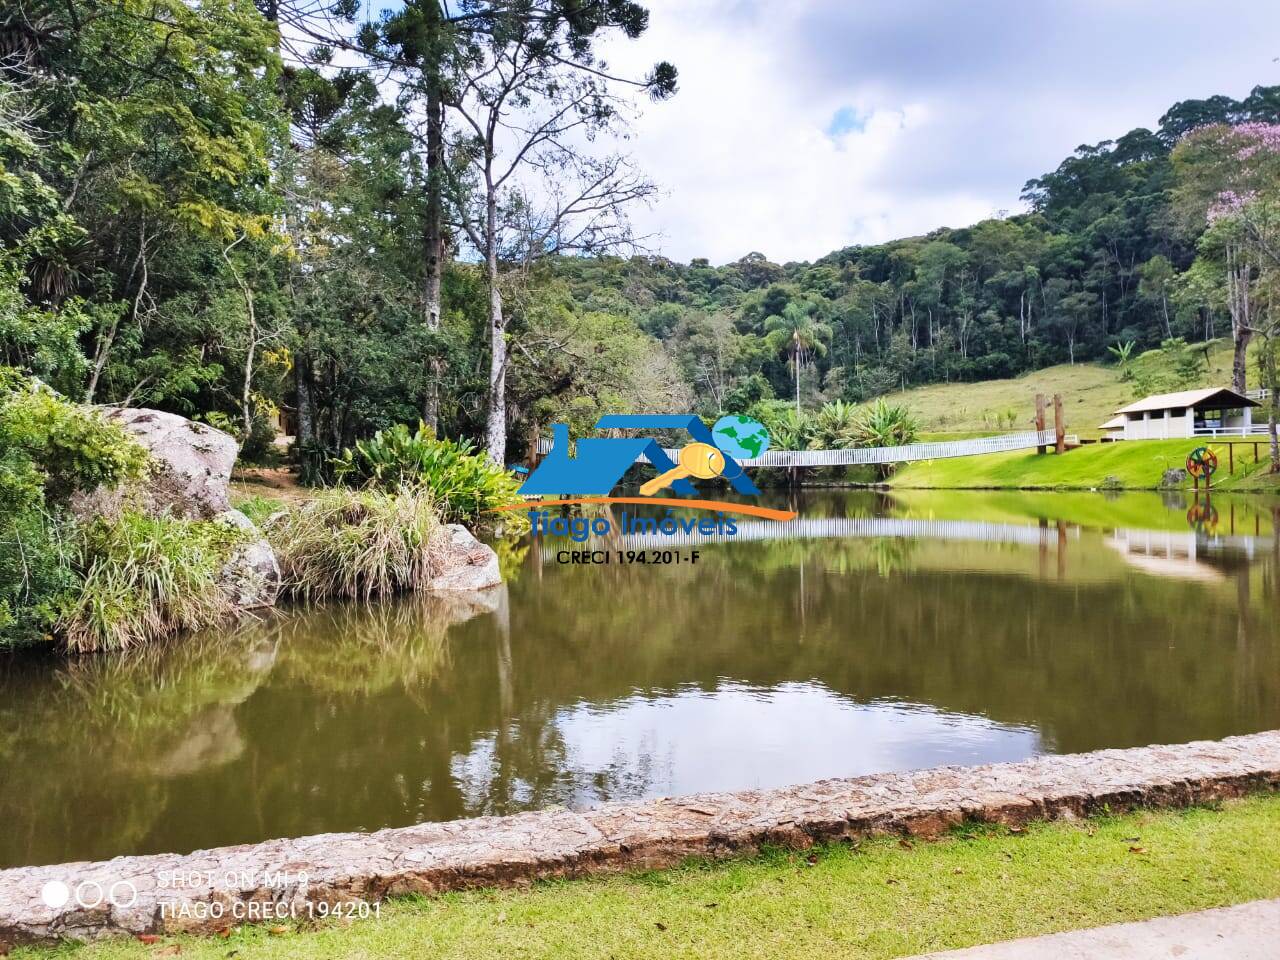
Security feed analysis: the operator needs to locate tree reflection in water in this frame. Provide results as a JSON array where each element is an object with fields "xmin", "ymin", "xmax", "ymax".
[{"xmin": 1, "ymin": 491, "xmax": 1279, "ymax": 868}]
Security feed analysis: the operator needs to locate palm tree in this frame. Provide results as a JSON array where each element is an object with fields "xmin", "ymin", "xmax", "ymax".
[{"xmin": 765, "ymin": 301, "xmax": 831, "ymax": 414}]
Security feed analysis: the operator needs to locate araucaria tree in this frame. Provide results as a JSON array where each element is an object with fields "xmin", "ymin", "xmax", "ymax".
[{"xmin": 443, "ymin": 1, "xmax": 676, "ymax": 462}]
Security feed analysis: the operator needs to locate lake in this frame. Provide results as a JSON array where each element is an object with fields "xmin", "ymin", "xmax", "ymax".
[{"xmin": 2, "ymin": 490, "xmax": 1278, "ymax": 868}]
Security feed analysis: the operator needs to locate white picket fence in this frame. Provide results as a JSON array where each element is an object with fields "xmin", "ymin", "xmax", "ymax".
[
  {"xmin": 1192, "ymin": 425, "xmax": 1274, "ymax": 437},
  {"xmin": 537, "ymin": 430, "xmax": 1068, "ymax": 468}
]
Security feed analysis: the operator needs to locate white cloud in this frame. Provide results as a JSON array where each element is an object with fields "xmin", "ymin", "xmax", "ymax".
[{"xmin": 600, "ymin": 0, "xmax": 1280, "ymax": 264}]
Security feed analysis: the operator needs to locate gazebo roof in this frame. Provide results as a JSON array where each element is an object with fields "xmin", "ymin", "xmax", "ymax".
[
  {"xmin": 1098, "ymin": 415, "xmax": 1125, "ymax": 429},
  {"xmin": 1113, "ymin": 387, "xmax": 1258, "ymax": 416}
]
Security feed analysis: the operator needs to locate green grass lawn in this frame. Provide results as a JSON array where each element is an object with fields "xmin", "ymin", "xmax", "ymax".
[
  {"xmin": 20, "ymin": 795, "xmax": 1280, "ymax": 960},
  {"xmin": 893, "ymin": 437, "xmax": 1280, "ymax": 491},
  {"xmin": 893, "ymin": 340, "xmax": 1244, "ymax": 439}
]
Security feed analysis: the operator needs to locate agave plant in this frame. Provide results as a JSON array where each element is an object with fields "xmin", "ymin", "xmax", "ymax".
[
  {"xmin": 809, "ymin": 399, "xmax": 860, "ymax": 450},
  {"xmin": 768, "ymin": 407, "xmax": 814, "ymax": 451},
  {"xmin": 851, "ymin": 399, "xmax": 919, "ymax": 449}
]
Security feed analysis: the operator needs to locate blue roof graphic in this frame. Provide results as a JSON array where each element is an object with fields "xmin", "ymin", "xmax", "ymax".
[
  {"xmin": 518, "ymin": 417, "xmax": 761, "ymax": 496},
  {"xmin": 518, "ymin": 424, "xmax": 656, "ymax": 495}
]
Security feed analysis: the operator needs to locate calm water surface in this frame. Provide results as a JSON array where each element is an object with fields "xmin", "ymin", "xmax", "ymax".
[{"xmin": 2, "ymin": 490, "xmax": 1279, "ymax": 868}]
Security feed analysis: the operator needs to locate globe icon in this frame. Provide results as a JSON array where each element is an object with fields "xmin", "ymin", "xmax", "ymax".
[{"xmin": 712, "ymin": 415, "xmax": 770, "ymax": 460}]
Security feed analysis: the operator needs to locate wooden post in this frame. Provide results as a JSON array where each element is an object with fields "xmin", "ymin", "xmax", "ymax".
[
  {"xmin": 1053, "ymin": 394, "xmax": 1065, "ymax": 454},
  {"xmin": 1035, "ymin": 394, "xmax": 1046, "ymax": 454},
  {"xmin": 1229, "ymin": 444, "xmax": 1234, "ymax": 475}
]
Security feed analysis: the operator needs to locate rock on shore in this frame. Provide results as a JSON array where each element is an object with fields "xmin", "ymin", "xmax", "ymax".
[
  {"xmin": 73, "ymin": 409, "xmax": 281, "ymax": 609},
  {"xmin": 76, "ymin": 407, "xmax": 500, "ymax": 611}
]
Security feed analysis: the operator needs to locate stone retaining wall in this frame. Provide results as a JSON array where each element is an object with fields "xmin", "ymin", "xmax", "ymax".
[{"xmin": 4, "ymin": 731, "xmax": 1280, "ymax": 946}]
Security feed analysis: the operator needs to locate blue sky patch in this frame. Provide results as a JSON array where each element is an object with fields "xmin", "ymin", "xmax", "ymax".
[{"xmin": 826, "ymin": 105, "xmax": 867, "ymax": 138}]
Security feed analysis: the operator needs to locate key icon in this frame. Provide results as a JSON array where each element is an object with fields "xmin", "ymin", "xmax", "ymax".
[{"xmin": 639, "ymin": 442, "xmax": 726, "ymax": 496}]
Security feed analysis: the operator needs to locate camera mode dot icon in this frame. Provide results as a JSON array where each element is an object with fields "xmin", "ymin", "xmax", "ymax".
[{"xmin": 41, "ymin": 880, "xmax": 71, "ymax": 909}]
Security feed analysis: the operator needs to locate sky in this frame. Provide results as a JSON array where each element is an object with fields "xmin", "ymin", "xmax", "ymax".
[{"xmin": 595, "ymin": 0, "xmax": 1280, "ymax": 265}]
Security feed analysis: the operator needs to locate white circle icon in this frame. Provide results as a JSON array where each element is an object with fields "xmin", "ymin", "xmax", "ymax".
[
  {"xmin": 109, "ymin": 880, "xmax": 138, "ymax": 908},
  {"xmin": 40, "ymin": 880, "xmax": 70, "ymax": 909},
  {"xmin": 75, "ymin": 880, "xmax": 104, "ymax": 909}
]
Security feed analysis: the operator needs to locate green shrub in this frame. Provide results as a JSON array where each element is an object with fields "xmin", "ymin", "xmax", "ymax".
[
  {"xmin": 0, "ymin": 370, "xmax": 149, "ymax": 647},
  {"xmin": 201, "ymin": 406, "xmax": 279, "ymax": 464},
  {"xmin": 0, "ymin": 510, "xmax": 78, "ymax": 648},
  {"xmin": 59, "ymin": 512, "xmax": 244, "ymax": 654},
  {"xmin": 332, "ymin": 422, "xmax": 523, "ymax": 521},
  {"xmin": 851, "ymin": 398, "xmax": 919, "ymax": 448},
  {"xmin": 746, "ymin": 400, "xmax": 813, "ymax": 450},
  {"xmin": 0, "ymin": 375, "xmax": 147, "ymax": 505},
  {"xmin": 265, "ymin": 487, "xmax": 441, "ymax": 601},
  {"xmin": 809, "ymin": 400, "xmax": 859, "ymax": 449}
]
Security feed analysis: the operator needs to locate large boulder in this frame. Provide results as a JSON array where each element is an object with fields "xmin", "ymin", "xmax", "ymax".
[
  {"xmin": 77, "ymin": 408, "xmax": 281, "ymax": 610},
  {"xmin": 427, "ymin": 523, "xmax": 503, "ymax": 592},
  {"xmin": 99, "ymin": 408, "xmax": 238, "ymax": 519}
]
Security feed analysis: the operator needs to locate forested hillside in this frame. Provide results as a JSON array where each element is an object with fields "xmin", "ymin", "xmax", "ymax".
[
  {"xmin": 551, "ymin": 85, "xmax": 1280, "ymax": 413},
  {"xmin": 3, "ymin": 0, "xmax": 1280, "ymax": 468}
]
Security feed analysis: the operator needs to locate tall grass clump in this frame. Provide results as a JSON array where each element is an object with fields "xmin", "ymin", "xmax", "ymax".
[
  {"xmin": 59, "ymin": 512, "xmax": 243, "ymax": 653},
  {"xmin": 332, "ymin": 422, "xmax": 523, "ymax": 521},
  {"xmin": 266, "ymin": 487, "xmax": 441, "ymax": 601}
]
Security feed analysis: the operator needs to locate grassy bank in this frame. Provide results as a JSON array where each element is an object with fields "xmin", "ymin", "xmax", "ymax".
[
  {"xmin": 20, "ymin": 794, "xmax": 1280, "ymax": 960},
  {"xmin": 894, "ymin": 437, "xmax": 1280, "ymax": 491}
]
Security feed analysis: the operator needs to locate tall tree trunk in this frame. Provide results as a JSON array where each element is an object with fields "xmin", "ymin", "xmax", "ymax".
[
  {"xmin": 295, "ymin": 364, "xmax": 314, "ymax": 446},
  {"xmin": 422, "ymin": 80, "xmax": 444, "ymax": 431},
  {"xmin": 484, "ymin": 187, "xmax": 506, "ymax": 464},
  {"xmin": 222, "ymin": 234, "xmax": 258, "ymax": 441},
  {"xmin": 242, "ymin": 331, "xmax": 258, "ymax": 440},
  {"xmin": 794, "ymin": 350, "xmax": 800, "ymax": 414},
  {"xmin": 1263, "ymin": 334, "xmax": 1280, "ymax": 473},
  {"xmin": 1227, "ymin": 243, "xmax": 1252, "ymax": 393},
  {"xmin": 87, "ymin": 221, "xmax": 148, "ymax": 403},
  {"xmin": 485, "ymin": 276, "xmax": 506, "ymax": 463}
]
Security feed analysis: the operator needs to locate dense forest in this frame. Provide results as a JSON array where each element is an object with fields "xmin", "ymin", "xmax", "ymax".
[
  {"xmin": 558, "ymin": 86, "xmax": 1280, "ymax": 417},
  {"xmin": 4, "ymin": 0, "xmax": 1280, "ymax": 470}
]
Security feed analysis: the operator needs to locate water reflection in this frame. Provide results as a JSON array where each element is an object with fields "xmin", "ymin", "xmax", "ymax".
[
  {"xmin": 1, "ymin": 490, "xmax": 1278, "ymax": 868},
  {"xmin": 451, "ymin": 683, "xmax": 1040, "ymax": 814}
]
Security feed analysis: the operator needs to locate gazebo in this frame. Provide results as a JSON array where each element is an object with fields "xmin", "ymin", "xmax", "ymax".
[{"xmin": 1109, "ymin": 387, "xmax": 1260, "ymax": 440}]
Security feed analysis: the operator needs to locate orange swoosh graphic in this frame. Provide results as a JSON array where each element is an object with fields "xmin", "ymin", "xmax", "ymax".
[{"xmin": 489, "ymin": 497, "xmax": 796, "ymax": 522}]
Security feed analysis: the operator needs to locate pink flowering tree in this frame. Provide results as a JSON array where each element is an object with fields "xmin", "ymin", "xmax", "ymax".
[{"xmin": 1173, "ymin": 123, "xmax": 1280, "ymax": 469}]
